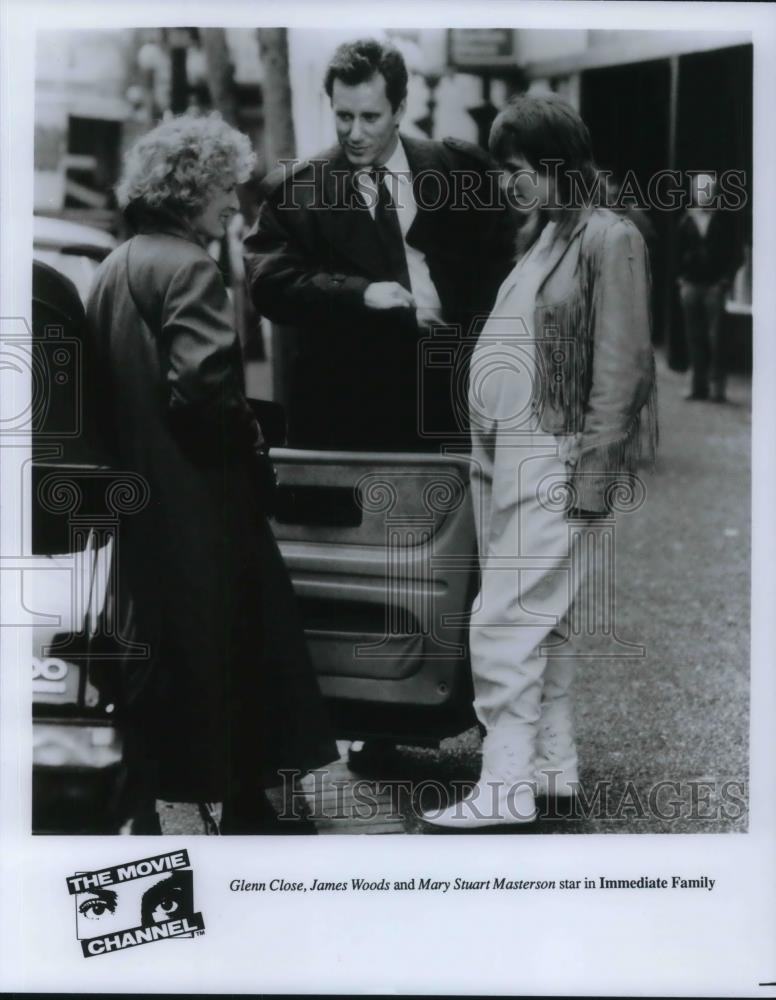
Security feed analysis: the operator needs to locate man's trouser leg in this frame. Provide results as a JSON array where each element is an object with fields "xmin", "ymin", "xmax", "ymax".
[
  {"xmin": 680, "ymin": 280, "xmax": 709, "ymax": 397},
  {"xmin": 704, "ymin": 281, "xmax": 728, "ymax": 399}
]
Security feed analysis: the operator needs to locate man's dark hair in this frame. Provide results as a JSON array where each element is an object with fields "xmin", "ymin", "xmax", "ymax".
[{"xmin": 324, "ymin": 38, "xmax": 408, "ymax": 112}]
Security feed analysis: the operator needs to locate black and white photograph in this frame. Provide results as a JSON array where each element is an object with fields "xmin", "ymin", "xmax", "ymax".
[
  {"xmin": 26, "ymin": 21, "xmax": 753, "ymax": 836},
  {"xmin": 1, "ymin": 0, "xmax": 775, "ymax": 995}
]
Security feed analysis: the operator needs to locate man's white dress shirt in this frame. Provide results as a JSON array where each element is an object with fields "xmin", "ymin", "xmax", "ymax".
[{"xmin": 355, "ymin": 139, "xmax": 443, "ymax": 314}]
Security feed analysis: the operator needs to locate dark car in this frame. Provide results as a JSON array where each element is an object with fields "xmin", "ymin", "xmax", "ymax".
[{"xmin": 31, "ymin": 249, "xmax": 123, "ymax": 833}]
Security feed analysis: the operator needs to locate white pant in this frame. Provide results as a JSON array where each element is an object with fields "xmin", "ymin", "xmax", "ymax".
[{"xmin": 468, "ymin": 418, "xmax": 582, "ymax": 733}]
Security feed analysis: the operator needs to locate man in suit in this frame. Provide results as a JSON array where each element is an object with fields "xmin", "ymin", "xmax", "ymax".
[{"xmin": 243, "ymin": 37, "xmax": 514, "ymax": 451}]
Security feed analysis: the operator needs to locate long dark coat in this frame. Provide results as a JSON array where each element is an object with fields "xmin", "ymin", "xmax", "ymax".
[
  {"xmin": 86, "ymin": 213, "xmax": 336, "ymax": 805},
  {"xmin": 243, "ymin": 134, "xmax": 515, "ymax": 450}
]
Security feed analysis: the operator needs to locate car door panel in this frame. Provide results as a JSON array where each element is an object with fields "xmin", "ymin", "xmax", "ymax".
[{"xmin": 269, "ymin": 448, "xmax": 478, "ymax": 734}]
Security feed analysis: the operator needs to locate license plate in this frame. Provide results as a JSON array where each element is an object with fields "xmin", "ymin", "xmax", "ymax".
[{"xmin": 32, "ymin": 656, "xmax": 79, "ymax": 704}]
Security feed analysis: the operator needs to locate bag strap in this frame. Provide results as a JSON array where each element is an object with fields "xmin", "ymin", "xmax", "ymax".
[{"xmin": 124, "ymin": 237, "xmax": 157, "ymax": 334}]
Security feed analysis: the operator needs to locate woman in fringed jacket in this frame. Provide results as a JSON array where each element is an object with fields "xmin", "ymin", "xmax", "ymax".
[{"xmin": 424, "ymin": 93, "xmax": 657, "ymax": 830}]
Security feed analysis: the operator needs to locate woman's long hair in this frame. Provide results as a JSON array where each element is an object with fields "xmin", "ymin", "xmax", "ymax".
[{"xmin": 489, "ymin": 92, "xmax": 601, "ymax": 254}]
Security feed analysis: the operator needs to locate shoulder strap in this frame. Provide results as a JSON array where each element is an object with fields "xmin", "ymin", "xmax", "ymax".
[{"xmin": 124, "ymin": 237, "xmax": 157, "ymax": 334}]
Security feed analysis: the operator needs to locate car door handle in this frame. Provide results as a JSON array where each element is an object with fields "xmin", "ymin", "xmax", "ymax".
[{"xmin": 273, "ymin": 485, "xmax": 363, "ymax": 527}]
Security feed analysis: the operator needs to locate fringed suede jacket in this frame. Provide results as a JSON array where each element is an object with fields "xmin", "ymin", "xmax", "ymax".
[{"xmin": 532, "ymin": 208, "xmax": 658, "ymax": 512}]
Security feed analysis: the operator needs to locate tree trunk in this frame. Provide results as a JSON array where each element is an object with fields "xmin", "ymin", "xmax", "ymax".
[
  {"xmin": 256, "ymin": 28, "xmax": 297, "ymax": 163},
  {"xmin": 201, "ymin": 28, "xmax": 239, "ymax": 125},
  {"xmin": 255, "ymin": 29, "xmax": 297, "ymax": 396}
]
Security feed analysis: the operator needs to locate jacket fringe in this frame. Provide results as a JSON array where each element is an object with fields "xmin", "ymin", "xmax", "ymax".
[
  {"xmin": 577, "ymin": 371, "xmax": 659, "ymax": 478},
  {"xmin": 532, "ymin": 256, "xmax": 659, "ymax": 486},
  {"xmin": 532, "ymin": 264, "xmax": 596, "ymax": 434}
]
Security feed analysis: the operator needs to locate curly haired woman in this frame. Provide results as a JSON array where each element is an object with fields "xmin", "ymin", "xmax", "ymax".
[{"xmin": 86, "ymin": 114, "xmax": 336, "ymax": 834}]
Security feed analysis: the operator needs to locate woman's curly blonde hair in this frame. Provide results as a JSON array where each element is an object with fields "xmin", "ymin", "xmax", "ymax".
[{"xmin": 116, "ymin": 113, "xmax": 256, "ymax": 217}]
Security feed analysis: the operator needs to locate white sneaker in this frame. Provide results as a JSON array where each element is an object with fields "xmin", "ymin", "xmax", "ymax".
[
  {"xmin": 421, "ymin": 771, "xmax": 537, "ymax": 829},
  {"xmin": 535, "ymin": 698, "xmax": 579, "ymax": 798},
  {"xmin": 422, "ymin": 727, "xmax": 538, "ymax": 830}
]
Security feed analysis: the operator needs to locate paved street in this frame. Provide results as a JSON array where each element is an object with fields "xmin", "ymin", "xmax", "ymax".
[{"xmin": 165, "ymin": 350, "xmax": 751, "ymax": 836}]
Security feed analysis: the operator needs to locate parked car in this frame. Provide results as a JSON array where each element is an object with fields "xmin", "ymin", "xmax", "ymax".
[
  {"xmin": 33, "ymin": 214, "xmax": 117, "ymax": 304},
  {"xmin": 31, "ymin": 257, "xmax": 122, "ymax": 832}
]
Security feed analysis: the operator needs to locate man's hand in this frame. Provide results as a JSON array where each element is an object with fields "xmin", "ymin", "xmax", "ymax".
[{"xmin": 364, "ymin": 282, "xmax": 415, "ymax": 310}]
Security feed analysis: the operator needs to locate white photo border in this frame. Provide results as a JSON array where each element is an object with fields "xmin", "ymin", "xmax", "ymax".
[{"xmin": 2, "ymin": 1, "xmax": 775, "ymax": 995}]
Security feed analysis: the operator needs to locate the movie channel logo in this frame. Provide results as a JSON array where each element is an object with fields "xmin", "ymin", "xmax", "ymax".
[{"xmin": 66, "ymin": 849, "xmax": 205, "ymax": 957}]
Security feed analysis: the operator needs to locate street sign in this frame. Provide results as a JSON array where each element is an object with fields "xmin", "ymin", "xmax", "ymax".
[{"xmin": 448, "ymin": 28, "xmax": 518, "ymax": 70}]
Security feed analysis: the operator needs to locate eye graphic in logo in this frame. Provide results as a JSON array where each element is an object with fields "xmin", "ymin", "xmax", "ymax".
[
  {"xmin": 75, "ymin": 870, "xmax": 195, "ymax": 938},
  {"xmin": 141, "ymin": 871, "xmax": 193, "ymax": 926},
  {"xmin": 78, "ymin": 888, "xmax": 118, "ymax": 921}
]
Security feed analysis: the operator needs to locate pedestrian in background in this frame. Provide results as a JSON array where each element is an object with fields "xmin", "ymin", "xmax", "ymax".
[
  {"xmin": 86, "ymin": 114, "xmax": 336, "ymax": 834},
  {"xmin": 677, "ymin": 172, "xmax": 742, "ymax": 403},
  {"xmin": 423, "ymin": 93, "xmax": 657, "ymax": 830}
]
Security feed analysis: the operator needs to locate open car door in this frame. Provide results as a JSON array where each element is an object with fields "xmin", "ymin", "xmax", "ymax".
[{"xmin": 268, "ymin": 443, "xmax": 478, "ymax": 745}]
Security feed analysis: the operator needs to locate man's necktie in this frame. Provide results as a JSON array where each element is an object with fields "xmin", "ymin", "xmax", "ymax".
[{"xmin": 371, "ymin": 167, "xmax": 412, "ymax": 293}]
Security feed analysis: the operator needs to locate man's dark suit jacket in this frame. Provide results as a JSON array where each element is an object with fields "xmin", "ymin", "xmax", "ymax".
[{"xmin": 243, "ymin": 134, "xmax": 514, "ymax": 450}]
